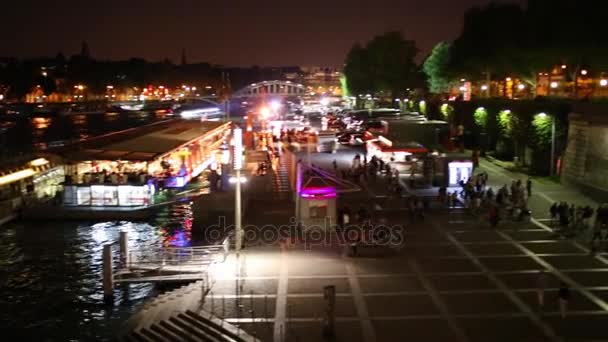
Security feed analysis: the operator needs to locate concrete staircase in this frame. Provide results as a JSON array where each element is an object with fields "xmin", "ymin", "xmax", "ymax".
[{"xmin": 121, "ymin": 281, "xmax": 258, "ymax": 342}]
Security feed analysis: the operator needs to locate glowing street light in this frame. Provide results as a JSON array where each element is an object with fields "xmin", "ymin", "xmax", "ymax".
[
  {"xmin": 600, "ymin": 79, "xmax": 608, "ymax": 87},
  {"xmin": 260, "ymin": 107, "xmax": 271, "ymax": 119},
  {"xmin": 517, "ymin": 84, "xmax": 526, "ymax": 90},
  {"xmin": 581, "ymin": 69, "xmax": 588, "ymax": 76},
  {"xmin": 269, "ymin": 100, "xmax": 281, "ymax": 111},
  {"xmin": 561, "ymin": 64, "xmax": 567, "ymax": 69},
  {"xmin": 550, "ymin": 81, "xmax": 559, "ymax": 89},
  {"xmin": 481, "ymin": 85, "xmax": 488, "ymax": 91}
]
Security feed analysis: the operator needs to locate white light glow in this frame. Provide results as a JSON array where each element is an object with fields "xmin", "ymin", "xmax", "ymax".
[
  {"xmin": 233, "ymin": 128, "xmax": 243, "ymax": 170},
  {"xmin": 601, "ymin": 79, "xmax": 608, "ymax": 87},
  {"xmin": 0, "ymin": 169, "xmax": 36, "ymax": 185},
  {"xmin": 550, "ymin": 82, "xmax": 559, "ymax": 89},
  {"xmin": 270, "ymin": 100, "xmax": 281, "ymax": 111},
  {"xmin": 229, "ymin": 176, "xmax": 247, "ymax": 184},
  {"xmin": 30, "ymin": 158, "xmax": 49, "ymax": 166}
]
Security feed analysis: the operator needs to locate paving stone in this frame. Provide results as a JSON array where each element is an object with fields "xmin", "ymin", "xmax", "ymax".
[
  {"xmin": 365, "ymin": 294, "xmax": 439, "ymax": 316},
  {"xmin": 441, "ymin": 292, "xmax": 519, "ymax": 314}
]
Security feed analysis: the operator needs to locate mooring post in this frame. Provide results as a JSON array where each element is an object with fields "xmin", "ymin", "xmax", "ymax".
[
  {"xmin": 119, "ymin": 231, "xmax": 128, "ymax": 268},
  {"xmin": 102, "ymin": 244, "xmax": 114, "ymax": 304}
]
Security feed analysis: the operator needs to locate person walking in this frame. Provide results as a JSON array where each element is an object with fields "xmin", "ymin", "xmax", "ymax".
[
  {"xmin": 526, "ymin": 177, "xmax": 533, "ymax": 197},
  {"xmin": 550, "ymin": 203, "xmax": 558, "ymax": 227},
  {"xmin": 536, "ymin": 270, "xmax": 547, "ymax": 308},
  {"xmin": 558, "ymin": 282, "xmax": 571, "ymax": 319}
]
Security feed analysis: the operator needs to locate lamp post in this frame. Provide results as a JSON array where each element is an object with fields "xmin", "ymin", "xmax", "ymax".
[
  {"xmin": 220, "ymin": 140, "xmax": 230, "ymax": 191},
  {"xmin": 233, "ymin": 127, "xmax": 243, "ymax": 254}
]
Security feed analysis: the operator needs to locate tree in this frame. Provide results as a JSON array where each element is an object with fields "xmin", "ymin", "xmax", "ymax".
[
  {"xmin": 344, "ymin": 43, "xmax": 372, "ymax": 106},
  {"xmin": 365, "ymin": 31, "xmax": 419, "ymax": 100},
  {"xmin": 344, "ymin": 31, "xmax": 419, "ymax": 104},
  {"xmin": 423, "ymin": 42, "xmax": 452, "ymax": 94}
]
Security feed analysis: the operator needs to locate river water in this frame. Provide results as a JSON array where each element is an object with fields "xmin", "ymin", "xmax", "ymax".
[{"xmin": 0, "ymin": 110, "xmax": 196, "ymax": 340}]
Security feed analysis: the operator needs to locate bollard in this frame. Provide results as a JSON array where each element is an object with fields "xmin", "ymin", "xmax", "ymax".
[
  {"xmin": 222, "ymin": 295, "xmax": 226, "ymax": 320},
  {"xmin": 102, "ymin": 244, "xmax": 114, "ymax": 304},
  {"xmin": 322, "ymin": 285, "xmax": 336, "ymax": 338},
  {"xmin": 250, "ymin": 290, "xmax": 255, "ymax": 336},
  {"xmin": 119, "ymin": 231, "xmax": 128, "ymax": 267},
  {"xmin": 264, "ymin": 295, "xmax": 268, "ymax": 322},
  {"xmin": 210, "ymin": 291, "xmax": 215, "ymax": 315}
]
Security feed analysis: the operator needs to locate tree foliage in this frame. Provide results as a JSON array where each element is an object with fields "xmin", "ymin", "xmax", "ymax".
[
  {"xmin": 423, "ymin": 42, "xmax": 452, "ymax": 94},
  {"xmin": 473, "ymin": 107, "xmax": 488, "ymax": 129},
  {"xmin": 344, "ymin": 31, "xmax": 419, "ymax": 99},
  {"xmin": 444, "ymin": 0, "xmax": 608, "ymax": 86}
]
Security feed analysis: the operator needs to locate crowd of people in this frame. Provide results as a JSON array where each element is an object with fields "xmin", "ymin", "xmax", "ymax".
[
  {"xmin": 550, "ymin": 202, "xmax": 595, "ymax": 233},
  {"xmin": 437, "ymin": 174, "xmax": 535, "ymax": 227}
]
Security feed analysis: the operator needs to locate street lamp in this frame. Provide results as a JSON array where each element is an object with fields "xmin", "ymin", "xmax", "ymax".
[
  {"xmin": 550, "ymin": 81, "xmax": 559, "ymax": 89},
  {"xmin": 233, "ymin": 128, "xmax": 243, "ymax": 255}
]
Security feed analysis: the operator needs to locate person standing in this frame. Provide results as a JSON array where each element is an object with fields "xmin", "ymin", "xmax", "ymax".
[
  {"xmin": 536, "ymin": 270, "xmax": 547, "ymax": 308},
  {"xmin": 558, "ymin": 282, "xmax": 571, "ymax": 319},
  {"xmin": 526, "ymin": 177, "xmax": 533, "ymax": 197},
  {"xmin": 591, "ymin": 220, "xmax": 603, "ymax": 252}
]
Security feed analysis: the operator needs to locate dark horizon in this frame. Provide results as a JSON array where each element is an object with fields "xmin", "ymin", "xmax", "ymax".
[{"xmin": 0, "ymin": 0, "xmax": 524, "ymax": 67}]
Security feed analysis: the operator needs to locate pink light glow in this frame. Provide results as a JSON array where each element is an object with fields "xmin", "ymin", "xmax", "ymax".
[{"xmin": 300, "ymin": 186, "xmax": 336, "ymax": 199}]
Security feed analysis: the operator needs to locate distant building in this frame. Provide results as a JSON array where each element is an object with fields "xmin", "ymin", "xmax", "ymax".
[{"xmin": 300, "ymin": 66, "xmax": 342, "ymax": 96}]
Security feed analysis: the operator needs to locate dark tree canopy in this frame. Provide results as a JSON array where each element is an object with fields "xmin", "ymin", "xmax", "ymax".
[
  {"xmin": 344, "ymin": 31, "xmax": 419, "ymax": 99},
  {"xmin": 444, "ymin": 0, "xmax": 608, "ymax": 84}
]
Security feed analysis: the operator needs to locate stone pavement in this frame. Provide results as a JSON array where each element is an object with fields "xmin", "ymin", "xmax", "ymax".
[
  {"xmin": 198, "ymin": 205, "xmax": 608, "ymax": 342},
  {"xmin": 193, "ymin": 149, "xmax": 608, "ymax": 342}
]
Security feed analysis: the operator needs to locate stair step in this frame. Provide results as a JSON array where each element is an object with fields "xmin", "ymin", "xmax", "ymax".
[
  {"xmin": 139, "ymin": 327, "xmax": 168, "ymax": 342},
  {"xmin": 150, "ymin": 323, "xmax": 182, "ymax": 342},
  {"xmin": 158, "ymin": 320, "xmax": 198, "ymax": 342},
  {"xmin": 169, "ymin": 316, "xmax": 218, "ymax": 341}
]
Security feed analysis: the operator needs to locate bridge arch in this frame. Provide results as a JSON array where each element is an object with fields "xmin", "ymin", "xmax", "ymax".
[{"xmin": 233, "ymin": 80, "xmax": 306, "ymax": 98}]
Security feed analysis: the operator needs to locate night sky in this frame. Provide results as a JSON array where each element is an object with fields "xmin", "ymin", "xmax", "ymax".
[{"xmin": 1, "ymin": 0, "xmax": 524, "ymax": 67}]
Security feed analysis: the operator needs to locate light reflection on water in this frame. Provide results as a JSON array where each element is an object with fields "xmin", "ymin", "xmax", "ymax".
[{"xmin": 0, "ymin": 202, "xmax": 195, "ymax": 341}]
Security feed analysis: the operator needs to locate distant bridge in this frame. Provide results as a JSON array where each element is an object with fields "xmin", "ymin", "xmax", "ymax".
[{"xmin": 232, "ymin": 80, "xmax": 306, "ymax": 98}]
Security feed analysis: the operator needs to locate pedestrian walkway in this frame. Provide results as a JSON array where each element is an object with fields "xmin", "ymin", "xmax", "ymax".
[
  {"xmin": 271, "ymin": 156, "xmax": 291, "ymax": 194},
  {"xmin": 477, "ymin": 159, "xmax": 598, "ymax": 221}
]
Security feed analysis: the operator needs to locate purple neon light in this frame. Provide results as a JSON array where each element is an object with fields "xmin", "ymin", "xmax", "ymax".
[{"xmin": 300, "ymin": 186, "xmax": 336, "ymax": 199}]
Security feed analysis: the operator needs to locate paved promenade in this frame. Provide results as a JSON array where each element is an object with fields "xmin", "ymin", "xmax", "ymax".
[{"xmin": 192, "ymin": 152, "xmax": 608, "ymax": 341}]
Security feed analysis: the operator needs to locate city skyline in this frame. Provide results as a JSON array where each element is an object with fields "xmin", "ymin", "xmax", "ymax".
[{"xmin": 0, "ymin": 0, "xmax": 524, "ymax": 67}]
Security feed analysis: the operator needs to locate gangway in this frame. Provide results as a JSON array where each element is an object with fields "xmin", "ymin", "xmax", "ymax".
[{"xmin": 102, "ymin": 232, "xmax": 231, "ymax": 300}]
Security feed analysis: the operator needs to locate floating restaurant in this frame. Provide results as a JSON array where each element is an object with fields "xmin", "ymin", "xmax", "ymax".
[{"xmin": 60, "ymin": 120, "xmax": 232, "ymax": 207}]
